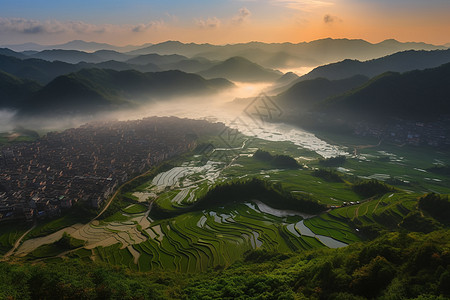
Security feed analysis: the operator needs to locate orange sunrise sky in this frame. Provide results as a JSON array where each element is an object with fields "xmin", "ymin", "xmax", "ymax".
[{"xmin": 1, "ymin": 0, "xmax": 449, "ymax": 46}]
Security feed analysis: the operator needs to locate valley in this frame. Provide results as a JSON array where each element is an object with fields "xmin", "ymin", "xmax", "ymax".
[{"xmin": 4, "ymin": 122, "xmax": 448, "ymax": 275}]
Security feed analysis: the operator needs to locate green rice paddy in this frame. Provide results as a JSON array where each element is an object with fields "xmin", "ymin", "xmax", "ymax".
[{"xmin": 8, "ymin": 132, "xmax": 450, "ymax": 273}]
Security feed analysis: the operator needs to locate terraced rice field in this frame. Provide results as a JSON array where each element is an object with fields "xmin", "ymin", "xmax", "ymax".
[
  {"xmin": 6, "ymin": 120, "xmax": 450, "ymax": 276},
  {"xmin": 19, "ymin": 136, "xmax": 433, "ymax": 271},
  {"xmin": 13, "ymin": 194, "xmax": 353, "ymax": 272},
  {"xmin": 328, "ymin": 192, "xmax": 417, "ymax": 228},
  {"xmin": 129, "ymin": 202, "xmax": 347, "ymax": 272},
  {"xmin": 149, "ymin": 157, "xmax": 227, "ymax": 211}
]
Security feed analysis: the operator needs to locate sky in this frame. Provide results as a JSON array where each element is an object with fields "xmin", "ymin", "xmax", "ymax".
[{"xmin": 0, "ymin": 0, "xmax": 449, "ymax": 46}]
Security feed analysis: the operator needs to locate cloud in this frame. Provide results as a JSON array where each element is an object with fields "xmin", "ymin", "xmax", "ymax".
[
  {"xmin": 0, "ymin": 18, "xmax": 65, "ymax": 34},
  {"xmin": 0, "ymin": 18, "xmax": 114, "ymax": 35},
  {"xmin": 233, "ymin": 7, "xmax": 252, "ymax": 24},
  {"xmin": 0, "ymin": 17, "xmax": 164, "ymax": 35},
  {"xmin": 165, "ymin": 13, "xmax": 179, "ymax": 24},
  {"xmin": 270, "ymin": 0, "xmax": 334, "ymax": 11},
  {"xmin": 323, "ymin": 14, "xmax": 342, "ymax": 24},
  {"xmin": 194, "ymin": 7, "xmax": 250, "ymax": 29},
  {"xmin": 132, "ymin": 20, "xmax": 164, "ymax": 33},
  {"xmin": 195, "ymin": 17, "xmax": 221, "ymax": 29}
]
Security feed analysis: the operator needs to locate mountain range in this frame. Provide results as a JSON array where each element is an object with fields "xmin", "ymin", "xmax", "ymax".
[
  {"xmin": 1, "ymin": 68, "xmax": 234, "ymax": 116},
  {"xmin": 197, "ymin": 57, "xmax": 281, "ymax": 82},
  {"xmin": 0, "ymin": 51, "xmax": 281, "ymax": 83},
  {"xmin": 317, "ymin": 62, "xmax": 450, "ymax": 121},
  {"xmin": 127, "ymin": 38, "xmax": 445, "ymax": 68},
  {"xmin": 2, "ymin": 38, "xmax": 445, "ymax": 69},
  {"xmin": 0, "ymin": 48, "xmax": 28, "ymax": 59},
  {"xmin": 0, "ymin": 71, "xmax": 41, "ymax": 109},
  {"xmin": 276, "ymin": 62, "xmax": 450, "ymax": 128},
  {"xmin": 2, "ymin": 38, "xmax": 450, "ymax": 124},
  {"xmin": 300, "ymin": 49, "xmax": 450, "ymax": 81},
  {"xmin": 276, "ymin": 75, "xmax": 369, "ymax": 112},
  {"xmin": 273, "ymin": 48, "xmax": 450, "ymax": 93},
  {"xmin": 1, "ymin": 40, "xmax": 150, "ymax": 53},
  {"xmin": 0, "ymin": 54, "xmax": 162, "ymax": 84},
  {"xmin": 28, "ymin": 49, "xmax": 132, "ymax": 64}
]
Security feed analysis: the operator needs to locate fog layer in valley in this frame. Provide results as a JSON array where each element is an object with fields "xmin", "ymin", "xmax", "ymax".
[
  {"xmin": 4, "ymin": 76, "xmax": 345, "ymax": 158},
  {"xmin": 0, "ymin": 109, "xmax": 17, "ymax": 132}
]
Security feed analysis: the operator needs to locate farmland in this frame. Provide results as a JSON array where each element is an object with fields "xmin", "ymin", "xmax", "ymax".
[{"xmin": 5, "ymin": 130, "xmax": 450, "ymax": 273}]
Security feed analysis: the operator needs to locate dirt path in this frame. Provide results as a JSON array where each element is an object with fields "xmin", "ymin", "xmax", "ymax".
[
  {"xmin": 3, "ymin": 221, "xmax": 36, "ymax": 259},
  {"xmin": 9, "ymin": 169, "xmax": 155, "ymax": 259},
  {"xmin": 354, "ymin": 205, "xmax": 360, "ymax": 219},
  {"xmin": 94, "ymin": 170, "xmax": 155, "ymax": 220},
  {"xmin": 7, "ymin": 145, "xmax": 234, "ymax": 259},
  {"xmin": 373, "ymin": 195, "xmax": 386, "ymax": 213},
  {"xmin": 93, "ymin": 188, "xmax": 121, "ymax": 221},
  {"xmin": 354, "ymin": 139, "xmax": 383, "ymax": 150}
]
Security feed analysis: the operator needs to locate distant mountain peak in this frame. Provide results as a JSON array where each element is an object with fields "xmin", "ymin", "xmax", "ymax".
[
  {"xmin": 197, "ymin": 56, "xmax": 281, "ymax": 82},
  {"xmin": 224, "ymin": 56, "xmax": 251, "ymax": 63},
  {"xmin": 380, "ymin": 38, "xmax": 399, "ymax": 43}
]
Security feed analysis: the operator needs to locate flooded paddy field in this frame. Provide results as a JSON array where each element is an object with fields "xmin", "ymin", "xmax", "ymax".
[{"xmin": 9, "ymin": 121, "xmax": 449, "ymax": 272}]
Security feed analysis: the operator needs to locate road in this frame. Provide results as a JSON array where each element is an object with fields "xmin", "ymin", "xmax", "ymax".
[
  {"xmin": 2, "ymin": 221, "xmax": 36, "ymax": 259},
  {"xmin": 4, "ymin": 169, "xmax": 155, "ymax": 259},
  {"xmin": 93, "ymin": 169, "xmax": 155, "ymax": 220}
]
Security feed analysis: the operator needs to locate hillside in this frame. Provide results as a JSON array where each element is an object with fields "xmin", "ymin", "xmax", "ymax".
[
  {"xmin": 128, "ymin": 40, "xmax": 215, "ymax": 56},
  {"xmin": 23, "ymin": 74, "xmax": 123, "ymax": 114},
  {"xmin": 300, "ymin": 48, "xmax": 450, "ymax": 81},
  {"xmin": 197, "ymin": 56, "xmax": 282, "ymax": 82},
  {"xmin": 158, "ymin": 58, "xmax": 217, "ymax": 73},
  {"xmin": 1, "ymin": 129, "xmax": 449, "ymax": 298},
  {"xmin": 276, "ymin": 75, "xmax": 369, "ymax": 111},
  {"xmin": 0, "ymin": 48, "xmax": 27, "ymax": 59},
  {"xmin": 77, "ymin": 60, "xmax": 161, "ymax": 73},
  {"xmin": 126, "ymin": 53, "xmax": 187, "ymax": 66},
  {"xmin": 30, "ymin": 49, "xmax": 104, "ymax": 64},
  {"xmin": 0, "ymin": 70, "xmax": 41, "ymax": 109},
  {"xmin": 0, "ymin": 228, "xmax": 448, "ymax": 299},
  {"xmin": 316, "ymin": 62, "xmax": 450, "ymax": 121},
  {"xmin": 0, "ymin": 54, "xmax": 159, "ymax": 84},
  {"xmin": 17, "ymin": 68, "xmax": 234, "ymax": 115},
  {"xmin": 275, "ymin": 71, "xmax": 299, "ymax": 86},
  {"xmin": 91, "ymin": 50, "xmax": 131, "ymax": 62},
  {"xmin": 2, "ymin": 40, "xmax": 148, "ymax": 52},
  {"xmin": 129, "ymin": 38, "xmax": 444, "ymax": 68},
  {"xmin": 0, "ymin": 54, "xmax": 79, "ymax": 84},
  {"xmin": 27, "ymin": 49, "xmax": 133, "ymax": 64}
]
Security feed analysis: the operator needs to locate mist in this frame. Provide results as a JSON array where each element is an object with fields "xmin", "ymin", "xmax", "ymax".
[
  {"xmin": 276, "ymin": 66, "xmax": 315, "ymax": 76},
  {"xmin": 5, "ymin": 81, "xmax": 273, "ymax": 132},
  {"xmin": 0, "ymin": 109, "xmax": 19, "ymax": 132},
  {"xmin": 5, "ymin": 79, "xmax": 346, "ymax": 158},
  {"xmin": 3, "ymin": 64, "xmax": 346, "ymax": 158}
]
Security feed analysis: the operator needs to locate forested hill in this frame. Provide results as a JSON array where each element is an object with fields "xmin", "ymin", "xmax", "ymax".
[
  {"xmin": 316, "ymin": 62, "xmax": 450, "ymax": 121},
  {"xmin": 2, "ymin": 68, "xmax": 233, "ymax": 116},
  {"xmin": 300, "ymin": 48, "xmax": 450, "ymax": 81},
  {"xmin": 1, "ymin": 228, "xmax": 448, "ymax": 299},
  {"xmin": 276, "ymin": 75, "xmax": 369, "ymax": 111}
]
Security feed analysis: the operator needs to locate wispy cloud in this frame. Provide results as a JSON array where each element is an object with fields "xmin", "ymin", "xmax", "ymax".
[
  {"xmin": 0, "ymin": 17, "xmax": 165, "ymax": 35},
  {"xmin": 0, "ymin": 18, "xmax": 111, "ymax": 35},
  {"xmin": 270, "ymin": 0, "xmax": 334, "ymax": 11},
  {"xmin": 194, "ymin": 7, "xmax": 251, "ymax": 29},
  {"xmin": 195, "ymin": 17, "xmax": 221, "ymax": 29},
  {"xmin": 233, "ymin": 7, "xmax": 252, "ymax": 24},
  {"xmin": 323, "ymin": 14, "xmax": 342, "ymax": 24},
  {"xmin": 132, "ymin": 20, "xmax": 165, "ymax": 33}
]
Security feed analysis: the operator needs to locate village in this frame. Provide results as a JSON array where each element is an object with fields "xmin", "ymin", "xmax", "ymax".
[
  {"xmin": 0, "ymin": 117, "xmax": 223, "ymax": 223},
  {"xmin": 353, "ymin": 116, "xmax": 450, "ymax": 147}
]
